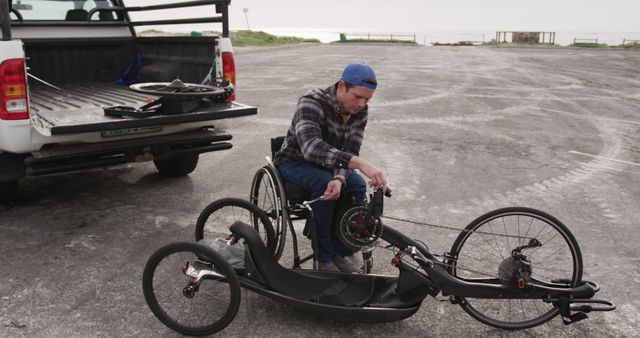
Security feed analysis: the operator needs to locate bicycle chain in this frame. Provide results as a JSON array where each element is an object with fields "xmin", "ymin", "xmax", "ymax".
[
  {"xmin": 373, "ymin": 242, "xmax": 499, "ymax": 279},
  {"xmin": 381, "ymin": 215, "xmax": 538, "ymax": 240},
  {"xmin": 378, "ymin": 215, "xmax": 537, "ymax": 278}
]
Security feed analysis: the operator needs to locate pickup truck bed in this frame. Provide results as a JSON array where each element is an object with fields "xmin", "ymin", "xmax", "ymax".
[{"xmin": 30, "ymin": 83, "xmax": 256, "ymax": 135}]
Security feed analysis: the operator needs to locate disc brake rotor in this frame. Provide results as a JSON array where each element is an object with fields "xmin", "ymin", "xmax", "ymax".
[{"xmin": 337, "ymin": 206, "xmax": 383, "ymax": 249}]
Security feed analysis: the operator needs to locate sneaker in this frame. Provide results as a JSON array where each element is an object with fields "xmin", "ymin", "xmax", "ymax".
[
  {"xmin": 345, "ymin": 253, "xmax": 362, "ymax": 268},
  {"xmin": 333, "ymin": 255, "xmax": 361, "ymax": 273},
  {"xmin": 317, "ymin": 260, "xmax": 340, "ymax": 272}
]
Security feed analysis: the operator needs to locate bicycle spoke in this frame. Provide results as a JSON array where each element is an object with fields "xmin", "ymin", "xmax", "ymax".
[
  {"xmin": 476, "ymin": 230, "xmax": 504, "ymax": 259},
  {"xmin": 502, "ymin": 217, "xmax": 511, "ymax": 252},
  {"xmin": 487, "ymin": 220, "xmax": 505, "ymax": 260}
]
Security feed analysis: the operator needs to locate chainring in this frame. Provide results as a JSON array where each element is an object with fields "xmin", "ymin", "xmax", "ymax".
[{"xmin": 337, "ymin": 206, "xmax": 383, "ymax": 249}]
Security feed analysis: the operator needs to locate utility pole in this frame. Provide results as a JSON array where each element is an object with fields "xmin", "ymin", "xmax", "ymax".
[{"xmin": 242, "ymin": 7, "xmax": 250, "ymax": 31}]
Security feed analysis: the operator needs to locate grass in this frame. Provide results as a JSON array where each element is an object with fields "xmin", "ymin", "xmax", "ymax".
[
  {"xmin": 230, "ymin": 30, "xmax": 319, "ymax": 46},
  {"xmin": 620, "ymin": 42, "xmax": 640, "ymax": 49},
  {"xmin": 138, "ymin": 29, "xmax": 319, "ymax": 46}
]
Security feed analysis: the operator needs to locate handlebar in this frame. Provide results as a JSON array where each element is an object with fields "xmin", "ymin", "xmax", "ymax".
[{"xmin": 384, "ymin": 187, "xmax": 392, "ymax": 198}]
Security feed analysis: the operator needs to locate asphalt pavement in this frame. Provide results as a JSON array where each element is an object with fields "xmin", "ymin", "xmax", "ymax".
[{"xmin": 1, "ymin": 43, "xmax": 639, "ymax": 337}]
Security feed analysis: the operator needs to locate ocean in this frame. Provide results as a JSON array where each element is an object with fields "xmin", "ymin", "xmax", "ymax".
[{"xmin": 258, "ymin": 28, "xmax": 640, "ymax": 46}]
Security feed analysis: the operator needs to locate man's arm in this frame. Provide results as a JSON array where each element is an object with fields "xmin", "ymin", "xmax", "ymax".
[{"xmin": 348, "ymin": 156, "xmax": 387, "ymax": 189}]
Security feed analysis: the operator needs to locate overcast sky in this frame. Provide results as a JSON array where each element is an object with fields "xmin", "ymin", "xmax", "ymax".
[{"xmin": 224, "ymin": 0, "xmax": 640, "ymax": 32}]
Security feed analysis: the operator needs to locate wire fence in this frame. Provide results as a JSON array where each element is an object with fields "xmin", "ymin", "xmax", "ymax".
[{"xmin": 340, "ymin": 33, "xmax": 416, "ymax": 43}]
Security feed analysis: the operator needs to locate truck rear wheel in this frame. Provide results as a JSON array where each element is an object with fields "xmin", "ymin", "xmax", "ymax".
[
  {"xmin": 154, "ymin": 154, "xmax": 199, "ymax": 177},
  {"xmin": 0, "ymin": 180, "xmax": 18, "ymax": 203}
]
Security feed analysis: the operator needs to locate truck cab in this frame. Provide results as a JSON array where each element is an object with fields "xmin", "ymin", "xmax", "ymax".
[{"xmin": 0, "ymin": 0, "xmax": 257, "ymax": 201}]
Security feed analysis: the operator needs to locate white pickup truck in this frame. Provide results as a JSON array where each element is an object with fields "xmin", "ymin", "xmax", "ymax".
[{"xmin": 0, "ymin": 0, "xmax": 257, "ymax": 201}]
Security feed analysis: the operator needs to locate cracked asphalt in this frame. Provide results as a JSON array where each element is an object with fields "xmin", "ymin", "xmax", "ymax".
[{"xmin": 1, "ymin": 44, "xmax": 639, "ymax": 337}]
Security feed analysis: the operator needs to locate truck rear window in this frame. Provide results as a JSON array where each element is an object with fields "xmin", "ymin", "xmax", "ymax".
[{"xmin": 11, "ymin": 0, "xmax": 123, "ymax": 22}]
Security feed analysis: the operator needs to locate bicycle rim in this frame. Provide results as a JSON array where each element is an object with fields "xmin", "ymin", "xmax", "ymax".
[{"xmin": 448, "ymin": 207, "xmax": 583, "ymax": 329}]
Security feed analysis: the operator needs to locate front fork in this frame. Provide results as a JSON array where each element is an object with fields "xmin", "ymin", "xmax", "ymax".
[{"xmin": 181, "ymin": 261, "xmax": 224, "ymax": 298}]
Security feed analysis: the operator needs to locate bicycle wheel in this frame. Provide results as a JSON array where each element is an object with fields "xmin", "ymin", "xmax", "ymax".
[
  {"xmin": 250, "ymin": 166, "xmax": 286, "ymax": 260},
  {"xmin": 142, "ymin": 242, "xmax": 241, "ymax": 336},
  {"xmin": 195, "ymin": 198, "xmax": 276, "ymax": 256},
  {"xmin": 448, "ymin": 207, "xmax": 583, "ymax": 330},
  {"xmin": 130, "ymin": 79, "xmax": 225, "ymax": 97}
]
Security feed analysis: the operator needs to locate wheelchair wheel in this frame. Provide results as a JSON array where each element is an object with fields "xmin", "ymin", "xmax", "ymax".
[
  {"xmin": 142, "ymin": 242, "xmax": 241, "ymax": 336},
  {"xmin": 250, "ymin": 165, "xmax": 287, "ymax": 260},
  {"xmin": 195, "ymin": 198, "xmax": 277, "ymax": 256},
  {"xmin": 448, "ymin": 207, "xmax": 583, "ymax": 330}
]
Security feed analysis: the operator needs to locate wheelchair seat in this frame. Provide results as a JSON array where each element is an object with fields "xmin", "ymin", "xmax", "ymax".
[{"xmin": 271, "ymin": 136, "xmax": 311, "ymax": 203}]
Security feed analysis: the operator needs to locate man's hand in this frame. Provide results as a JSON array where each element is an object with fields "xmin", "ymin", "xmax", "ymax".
[
  {"xmin": 349, "ymin": 156, "xmax": 387, "ymax": 190},
  {"xmin": 323, "ymin": 179, "xmax": 342, "ymax": 200}
]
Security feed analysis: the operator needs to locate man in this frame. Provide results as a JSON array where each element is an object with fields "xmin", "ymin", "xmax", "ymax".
[{"xmin": 273, "ymin": 63, "xmax": 387, "ymax": 273}]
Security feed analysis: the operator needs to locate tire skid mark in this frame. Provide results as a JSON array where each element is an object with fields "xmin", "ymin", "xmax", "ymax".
[
  {"xmin": 371, "ymin": 104, "xmax": 528, "ymax": 126},
  {"xmin": 391, "ymin": 112, "xmax": 635, "ymax": 230}
]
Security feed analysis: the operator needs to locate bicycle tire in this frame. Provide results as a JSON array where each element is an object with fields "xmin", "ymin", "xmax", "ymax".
[
  {"xmin": 195, "ymin": 198, "xmax": 276, "ymax": 256},
  {"xmin": 448, "ymin": 207, "xmax": 583, "ymax": 330},
  {"xmin": 130, "ymin": 80, "xmax": 225, "ymax": 97},
  {"xmin": 142, "ymin": 242, "xmax": 241, "ymax": 336},
  {"xmin": 250, "ymin": 165, "xmax": 287, "ymax": 260}
]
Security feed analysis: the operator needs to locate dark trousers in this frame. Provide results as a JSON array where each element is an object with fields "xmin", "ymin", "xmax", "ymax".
[{"xmin": 277, "ymin": 160, "xmax": 366, "ymax": 262}]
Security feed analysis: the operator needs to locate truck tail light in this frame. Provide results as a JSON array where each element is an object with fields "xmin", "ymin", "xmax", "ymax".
[
  {"xmin": 0, "ymin": 59, "xmax": 29, "ymax": 120},
  {"xmin": 222, "ymin": 51, "xmax": 236, "ymax": 101}
]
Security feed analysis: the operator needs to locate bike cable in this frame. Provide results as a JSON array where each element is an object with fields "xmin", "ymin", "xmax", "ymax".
[
  {"xmin": 381, "ymin": 215, "xmax": 537, "ymax": 240},
  {"xmin": 372, "ymin": 238, "xmax": 499, "ymax": 279}
]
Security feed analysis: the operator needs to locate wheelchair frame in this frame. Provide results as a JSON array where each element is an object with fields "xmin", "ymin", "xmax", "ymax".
[{"xmin": 249, "ymin": 136, "xmax": 373, "ymax": 272}]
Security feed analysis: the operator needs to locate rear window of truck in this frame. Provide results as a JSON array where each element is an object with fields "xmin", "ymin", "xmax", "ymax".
[{"xmin": 11, "ymin": 0, "xmax": 123, "ymax": 22}]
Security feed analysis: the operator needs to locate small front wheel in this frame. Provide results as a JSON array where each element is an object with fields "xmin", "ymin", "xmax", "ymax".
[
  {"xmin": 142, "ymin": 242, "xmax": 241, "ymax": 336},
  {"xmin": 448, "ymin": 207, "xmax": 583, "ymax": 330}
]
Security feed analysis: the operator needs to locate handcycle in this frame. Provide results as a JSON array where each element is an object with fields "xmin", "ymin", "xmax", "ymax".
[{"xmin": 142, "ymin": 184, "xmax": 615, "ymax": 336}]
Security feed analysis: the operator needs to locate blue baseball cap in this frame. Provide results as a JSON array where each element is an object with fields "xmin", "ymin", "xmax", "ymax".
[{"xmin": 341, "ymin": 63, "xmax": 377, "ymax": 89}]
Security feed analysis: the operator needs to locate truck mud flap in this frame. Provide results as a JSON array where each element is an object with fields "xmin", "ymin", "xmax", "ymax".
[{"xmin": 24, "ymin": 129, "xmax": 232, "ymax": 176}]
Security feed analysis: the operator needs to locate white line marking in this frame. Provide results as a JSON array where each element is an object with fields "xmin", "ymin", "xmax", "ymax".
[
  {"xmin": 569, "ymin": 151, "xmax": 640, "ymax": 167},
  {"xmin": 541, "ymin": 108, "xmax": 640, "ymax": 126}
]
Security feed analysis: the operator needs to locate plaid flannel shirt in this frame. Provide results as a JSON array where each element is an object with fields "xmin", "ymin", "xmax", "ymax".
[{"xmin": 273, "ymin": 84, "xmax": 368, "ymax": 178}]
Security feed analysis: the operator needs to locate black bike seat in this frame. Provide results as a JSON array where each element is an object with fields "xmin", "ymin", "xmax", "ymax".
[{"xmin": 230, "ymin": 221, "xmax": 341, "ymax": 300}]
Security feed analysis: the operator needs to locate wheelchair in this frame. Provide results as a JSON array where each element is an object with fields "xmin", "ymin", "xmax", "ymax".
[{"xmin": 248, "ymin": 136, "xmax": 374, "ymax": 273}]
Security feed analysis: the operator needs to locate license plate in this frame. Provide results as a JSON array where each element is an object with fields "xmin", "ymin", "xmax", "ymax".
[{"xmin": 101, "ymin": 127, "xmax": 162, "ymax": 138}]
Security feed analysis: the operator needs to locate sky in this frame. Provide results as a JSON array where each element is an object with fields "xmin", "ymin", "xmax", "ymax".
[{"xmin": 225, "ymin": 0, "xmax": 640, "ymax": 32}]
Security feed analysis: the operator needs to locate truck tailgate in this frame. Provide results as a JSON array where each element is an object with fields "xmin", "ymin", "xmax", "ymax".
[{"xmin": 30, "ymin": 83, "xmax": 257, "ymax": 135}]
